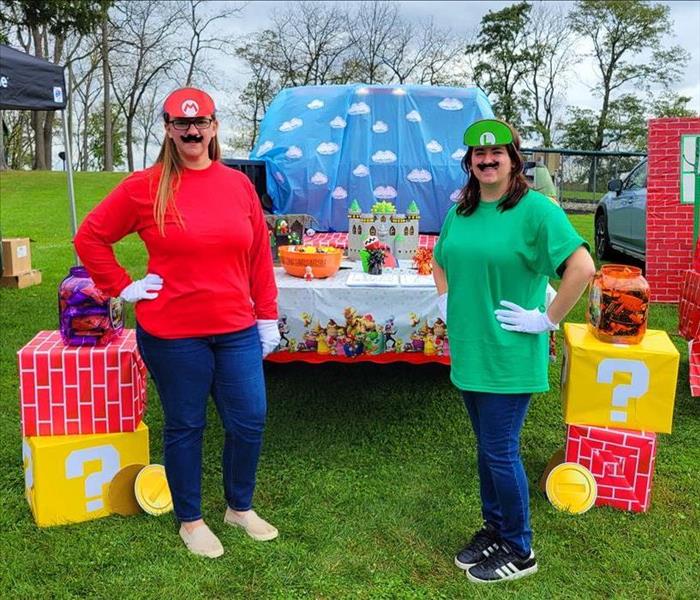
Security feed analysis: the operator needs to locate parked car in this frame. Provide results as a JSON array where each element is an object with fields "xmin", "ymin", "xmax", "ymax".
[{"xmin": 594, "ymin": 159, "xmax": 647, "ymax": 262}]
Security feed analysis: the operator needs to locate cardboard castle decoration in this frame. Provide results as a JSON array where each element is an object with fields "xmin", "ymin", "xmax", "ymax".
[{"xmin": 347, "ymin": 200, "xmax": 420, "ymax": 261}]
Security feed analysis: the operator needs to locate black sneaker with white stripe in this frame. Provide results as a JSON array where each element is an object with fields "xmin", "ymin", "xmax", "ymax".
[
  {"xmin": 454, "ymin": 523, "xmax": 501, "ymax": 570},
  {"xmin": 466, "ymin": 542, "xmax": 537, "ymax": 583}
]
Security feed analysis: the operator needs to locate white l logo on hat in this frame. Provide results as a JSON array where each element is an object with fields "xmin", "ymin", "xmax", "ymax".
[
  {"xmin": 181, "ymin": 100, "xmax": 199, "ymax": 117},
  {"xmin": 479, "ymin": 131, "xmax": 496, "ymax": 146}
]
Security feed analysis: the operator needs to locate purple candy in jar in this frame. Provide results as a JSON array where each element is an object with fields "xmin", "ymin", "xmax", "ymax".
[{"xmin": 58, "ymin": 266, "xmax": 125, "ymax": 346}]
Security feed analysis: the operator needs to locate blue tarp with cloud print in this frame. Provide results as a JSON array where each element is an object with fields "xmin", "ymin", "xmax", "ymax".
[{"xmin": 250, "ymin": 84, "xmax": 493, "ymax": 232}]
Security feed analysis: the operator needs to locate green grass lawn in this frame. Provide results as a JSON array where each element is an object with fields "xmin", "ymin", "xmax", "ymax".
[
  {"xmin": 1, "ymin": 171, "xmax": 698, "ymax": 599},
  {"xmin": 561, "ymin": 189, "xmax": 601, "ymax": 203}
]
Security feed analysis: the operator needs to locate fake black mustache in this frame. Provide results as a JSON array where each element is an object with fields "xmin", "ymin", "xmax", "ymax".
[
  {"xmin": 476, "ymin": 162, "xmax": 500, "ymax": 171},
  {"xmin": 180, "ymin": 134, "xmax": 203, "ymax": 143}
]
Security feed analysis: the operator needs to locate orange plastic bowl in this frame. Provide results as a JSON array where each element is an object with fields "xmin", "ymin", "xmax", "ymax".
[{"xmin": 278, "ymin": 245, "xmax": 342, "ymax": 278}]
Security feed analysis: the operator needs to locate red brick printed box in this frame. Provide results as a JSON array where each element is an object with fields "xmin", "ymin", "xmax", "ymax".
[
  {"xmin": 565, "ymin": 424, "xmax": 657, "ymax": 513},
  {"xmin": 18, "ymin": 330, "xmax": 146, "ymax": 436}
]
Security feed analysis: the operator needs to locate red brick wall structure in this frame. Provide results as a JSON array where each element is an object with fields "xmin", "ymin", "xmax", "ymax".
[{"xmin": 646, "ymin": 117, "xmax": 700, "ymax": 302}]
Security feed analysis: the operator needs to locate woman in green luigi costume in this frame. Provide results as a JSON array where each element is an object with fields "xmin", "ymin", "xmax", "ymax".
[{"xmin": 432, "ymin": 119, "xmax": 595, "ymax": 584}]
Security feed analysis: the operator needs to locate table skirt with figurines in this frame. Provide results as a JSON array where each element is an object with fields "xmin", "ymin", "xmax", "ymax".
[{"xmin": 267, "ymin": 257, "xmax": 449, "ymax": 365}]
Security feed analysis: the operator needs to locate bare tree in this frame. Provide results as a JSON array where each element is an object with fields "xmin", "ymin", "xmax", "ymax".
[
  {"xmin": 380, "ymin": 18, "xmax": 463, "ymax": 85},
  {"xmin": 1, "ymin": 110, "xmax": 34, "ymax": 169},
  {"xmin": 68, "ymin": 47, "xmax": 102, "ymax": 170},
  {"xmin": 234, "ymin": 30, "xmax": 280, "ymax": 151},
  {"xmin": 347, "ymin": 1, "xmax": 400, "ymax": 84},
  {"xmin": 101, "ymin": 3, "xmax": 113, "ymax": 171},
  {"xmin": 523, "ymin": 3, "xmax": 577, "ymax": 146},
  {"xmin": 263, "ymin": 1, "xmax": 353, "ymax": 87},
  {"xmin": 176, "ymin": 0, "xmax": 245, "ymax": 87},
  {"xmin": 109, "ymin": 0, "xmax": 183, "ymax": 171},
  {"xmin": 134, "ymin": 84, "xmax": 165, "ymax": 169}
]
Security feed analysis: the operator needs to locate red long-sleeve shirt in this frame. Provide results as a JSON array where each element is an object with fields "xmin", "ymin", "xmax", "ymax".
[{"xmin": 74, "ymin": 161, "xmax": 278, "ymax": 339}]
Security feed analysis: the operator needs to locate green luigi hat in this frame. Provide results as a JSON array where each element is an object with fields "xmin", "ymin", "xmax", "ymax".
[{"xmin": 463, "ymin": 119, "xmax": 513, "ymax": 147}]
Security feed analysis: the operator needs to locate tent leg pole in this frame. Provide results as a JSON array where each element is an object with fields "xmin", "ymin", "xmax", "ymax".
[{"xmin": 62, "ymin": 110, "xmax": 80, "ymax": 265}]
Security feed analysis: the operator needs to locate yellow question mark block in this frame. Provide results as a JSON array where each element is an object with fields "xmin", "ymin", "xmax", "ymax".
[
  {"xmin": 561, "ymin": 324, "xmax": 679, "ymax": 433},
  {"xmin": 22, "ymin": 422, "xmax": 149, "ymax": 527}
]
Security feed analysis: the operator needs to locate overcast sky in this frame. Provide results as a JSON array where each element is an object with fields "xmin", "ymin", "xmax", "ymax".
[{"xmin": 223, "ymin": 0, "xmax": 700, "ymax": 115}]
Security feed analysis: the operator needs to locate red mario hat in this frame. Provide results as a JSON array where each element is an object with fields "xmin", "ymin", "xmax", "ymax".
[{"xmin": 163, "ymin": 87, "xmax": 215, "ymax": 119}]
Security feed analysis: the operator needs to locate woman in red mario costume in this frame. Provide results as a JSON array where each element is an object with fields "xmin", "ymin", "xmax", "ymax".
[{"xmin": 75, "ymin": 88, "xmax": 281, "ymax": 558}]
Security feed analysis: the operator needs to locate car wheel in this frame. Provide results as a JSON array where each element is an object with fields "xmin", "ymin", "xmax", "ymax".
[{"xmin": 595, "ymin": 213, "xmax": 612, "ymax": 260}]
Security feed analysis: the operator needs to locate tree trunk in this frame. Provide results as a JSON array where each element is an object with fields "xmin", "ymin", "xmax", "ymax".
[
  {"xmin": 102, "ymin": 12, "xmax": 113, "ymax": 171},
  {"xmin": 32, "ymin": 111, "xmax": 47, "ymax": 170},
  {"xmin": 0, "ymin": 111, "xmax": 7, "ymax": 171},
  {"xmin": 43, "ymin": 111, "xmax": 55, "ymax": 168},
  {"xmin": 126, "ymin": 115, "xmax": 134, "ymax": 172}
]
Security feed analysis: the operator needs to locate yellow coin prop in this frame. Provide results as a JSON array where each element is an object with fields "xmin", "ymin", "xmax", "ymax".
[
  {"xmin": 546, "ymin": 462, "xmax": 597, "ymax": 514},
  {"xmin": 134, "ymin": 464, "xmax": 173, "ymax": 516},
  {"xmin": 108, "ymin": 464, "xmax": 146, "ymax": 516}
]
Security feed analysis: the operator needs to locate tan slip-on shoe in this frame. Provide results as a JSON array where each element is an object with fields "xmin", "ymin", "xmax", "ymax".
[
  {"xmin": 224, "ymin": 508, "xmax": 278, "ymax": 541},
  {"xmin": 179, "ymin": 523, "xmax": 224, "ymax": 558}
]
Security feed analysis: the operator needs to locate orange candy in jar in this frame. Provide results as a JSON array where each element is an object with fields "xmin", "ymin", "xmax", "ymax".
[{"xmin": 586, "ymin": 264, "xmax": 650, "ymax": 344}]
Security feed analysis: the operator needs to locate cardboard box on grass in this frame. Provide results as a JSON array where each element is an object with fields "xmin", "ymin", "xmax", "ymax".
[
  {"xmin": 1, "ymin": 237, "xmax": 32, "ymax": 276},
  {"xmin": 22, "ymin": 422, "xmax": 149, "ymax": 527},
  {"xmin": 561, "ymin": 323, "xmax": 679, "ymax": 433},
  {"xmin": 565, "ymin": 424, "xmax": 657, "ymax": 513},
  {"xmin": 18, "ymin": 330, "xmax": 147, "ymax": 437},
  {"xmin": 0, "ymin": 269, "xmax": 42, "ymax": 289}
]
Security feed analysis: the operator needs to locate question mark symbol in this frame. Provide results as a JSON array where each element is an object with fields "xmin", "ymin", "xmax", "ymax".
[
  {"xmin": 596, "ymin": 358, "xmax": 650, "ymax": 423},
  {"xmin": 22, "ymin": 440, "xmax": 33, "ymax": 497},
  {"xmin": 65, "ymin": 445, "xmax": 120, "ymax": 512}
]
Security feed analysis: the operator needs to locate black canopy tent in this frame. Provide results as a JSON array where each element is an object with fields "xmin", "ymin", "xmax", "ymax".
[{"xmin": 0, "ymin": 44, "xmax": 79, "ymax": 265}]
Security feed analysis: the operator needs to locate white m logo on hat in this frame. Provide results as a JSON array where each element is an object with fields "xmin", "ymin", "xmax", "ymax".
[
  {"xmin": 479, "ymin": 132, "xmax": 496, "ymax": 146},
  {"xmin": 181, "ymin": 100, "xmax": 199, "ymax": 117}
]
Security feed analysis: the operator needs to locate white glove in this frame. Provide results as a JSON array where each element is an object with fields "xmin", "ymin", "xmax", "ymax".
[
  {"xmin": 257, "ymin": 319, "xmax": 281, "ymax": 357},
  {"xmin": 119, "ymin": 273, "xmax": 163, "ymax": 303},
  {"xmin": 494, "ymin": 300, "xmax": 558, "ymax": 334},
  {"xmin": 545, "ymin": 283, "xmax": 557, "ymax": 308},
  {"xmin": 437, "ymin": 292, "xmax": 448, "ymax": 322}
]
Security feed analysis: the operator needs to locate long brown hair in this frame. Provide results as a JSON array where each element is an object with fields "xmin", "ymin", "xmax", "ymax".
[
  {"xmin": 456, "ymin": 120, "xmax": 529, "ymax": 216},
  {"xmin": 152, "ymin": 118, "xmax": 222, "ymax": 235}
]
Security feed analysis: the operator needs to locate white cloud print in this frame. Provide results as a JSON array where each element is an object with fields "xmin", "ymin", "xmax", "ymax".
[
  {"xmin": 317, "ymin": 142, "xmax": 339, "ymax": 155},
  {"xmin": 279, "ymin": 117, "xmax": 303, "ymax": 132},
  {"xmin": 256, "ymin": 141, "xmax": 273, "ymax": 156},
  {"xmin": 405, "ymin": 110, "xmax": 421, "ymax": 122},
  {"xmin": 438, "ymin": 97, "xmax": 464, "ymax": 111},
  {"xmin": 450, "ymin": 189, "xmax": 462, "ymax": 202},
  {"xmin": 372, "ymin": 150, "xmax": 397, "ymax": 163},
  {"xmin": 407, "ymin": 169, "xmax": 432, "ymax": 183},
  {"xmin": 451, "ymin": 148, "xmax": 467, "ymax": 160},
  {"xmin": 311, "ymin": 172, "xmax": 328, "ymax": 185},
  {"xmin": 373, "ymin": 186, "xmax": 398, "ymax": 200},
  {"xmin": 372, "ymin": 120, "xmax": 389, "ymax": 133},
  {"xmin": 353, "ymin": 164, "xmax": 370, "ymax": 177},
  {"xmin": 426, "ymin": 140, "xmax": 443, "ymax": 153},
  {"xmin": 330, "ymin": 116, "xmax": 346, "ymax": 128},
  {"xmin": 348, "ymin": 102, "xmax": 370, "ymax": 115},
  {"xmin": 307, "ymin": 99, "xmax": 324, "ymax": 109},
  {"xmin": 331, "ymin": 186, "xmax": 348, "ymax": 200},
  {"xmin": 285, "ymin": 146, "xmax": 303, "ymax": 159}
]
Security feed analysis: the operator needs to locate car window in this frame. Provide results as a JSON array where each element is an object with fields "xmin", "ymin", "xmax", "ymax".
[{"xmin": 624, "ymin": 162, "xmax": 647, "ymax": 190}]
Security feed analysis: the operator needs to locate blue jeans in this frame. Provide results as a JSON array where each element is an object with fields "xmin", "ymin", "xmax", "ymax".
[
  {"xmin": 136, "ymin": 324, "xmax": 267, "ymax": 522},
  {"xmin": 462, "ymin": 391, "xmax": 532, "ymax": 556}
]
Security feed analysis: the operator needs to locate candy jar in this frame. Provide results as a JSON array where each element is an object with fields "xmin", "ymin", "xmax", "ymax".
[
  {"xmin": 586, "ymin": 264, "xmax": 650, "ymax": 344},
  {"xmin": 58, "ymin": 266, "xmax": 124, "ymax": 346}
]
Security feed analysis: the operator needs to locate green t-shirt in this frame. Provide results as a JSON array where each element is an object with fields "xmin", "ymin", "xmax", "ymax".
[{"xmin": 434, "ymin": 189, "xmax": 588, "ymax": 393}]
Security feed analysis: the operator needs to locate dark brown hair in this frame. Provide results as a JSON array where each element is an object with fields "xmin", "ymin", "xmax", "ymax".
[{"xmin": 456, "ymin": 120, "xmax": 529, "ymax": 216}]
